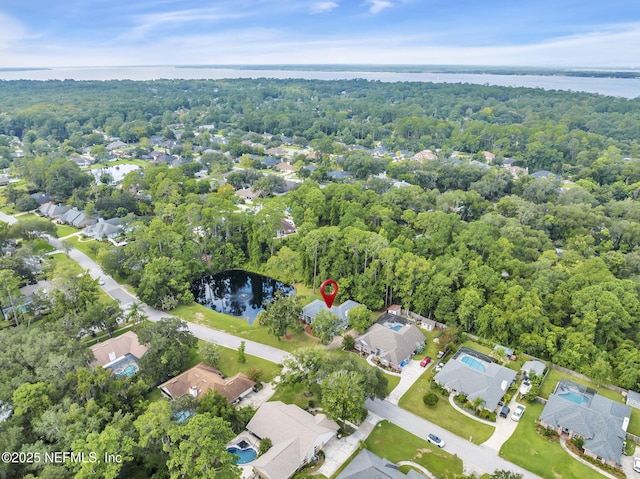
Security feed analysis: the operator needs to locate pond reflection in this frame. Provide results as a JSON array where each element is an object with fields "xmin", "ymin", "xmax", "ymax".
[{"xmin": 191, "ymin": 270, "xmax": 294, "ymax": 325}]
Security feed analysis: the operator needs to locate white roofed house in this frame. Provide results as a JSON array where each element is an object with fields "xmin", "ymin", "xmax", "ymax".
[{"xmin": 246, "ymin": 401, "xmax": 339, "ymax": 479}]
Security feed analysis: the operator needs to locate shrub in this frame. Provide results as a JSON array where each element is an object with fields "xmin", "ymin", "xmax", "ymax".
[
  {"xmin": 247, "ymin": 368, "xmax": 263, "ymax": 383},
  {"xmin": 259, "ymin": 438, "xmax": 272, "ymax": 455},
  {"xmin": 423, "ymin": 392, "xmax": 440, "ymax": 406},
  {"xmin": 571, "ymin": 436, "xmax": 584, "ymax": 450},
  {"xmin": 342, "ymin": 334, "xmax": 355, "ymax": 351}
]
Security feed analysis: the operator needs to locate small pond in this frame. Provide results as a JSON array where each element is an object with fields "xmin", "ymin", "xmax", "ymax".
[{"xmin": 191, "ymin": 270, "xmax": 294, "ymax": 325}]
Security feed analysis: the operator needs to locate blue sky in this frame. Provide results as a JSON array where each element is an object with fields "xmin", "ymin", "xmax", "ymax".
[{"xmin": 1, "ymin": 0, "xmax": 639, "ymax": 68}]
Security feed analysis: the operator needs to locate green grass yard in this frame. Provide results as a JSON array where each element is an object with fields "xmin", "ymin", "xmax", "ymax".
[
  {"xmin": 172, "ymin": 302, "xmax": 319, "ymax": 353},
  {"xmin": 398, "ymin": 371, "xmax": 494, "ymax": 445},
  {"xmin": 499, "ymin": 402, "xmax": 610, "ymax": 479},
  {"xmin": 365, "ymin": 421, "xmax": 463, "ymax": 477},
  {"xmin": 56, "ymin": 224, "xmax": 79, "ymax": 237}
]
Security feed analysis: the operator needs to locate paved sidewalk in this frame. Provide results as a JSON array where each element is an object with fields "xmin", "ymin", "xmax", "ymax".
[
  {"xmin": 387, "ymin": 359, "xmax": 429, "ymax": 405},
  {"xmin": 316, "ymin": 412, "xmax": 382, "ymax": 478}
]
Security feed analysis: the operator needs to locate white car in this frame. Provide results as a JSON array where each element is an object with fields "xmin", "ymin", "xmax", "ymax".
[
  {"xmin": 511, "ymin": 404, "xmax": 526, "ymax": 422},
  {"xmin": 427, "ymin": 433, "xmax": 445, "ymax": 448},
  {"xmin": 634, "ymin": 457, "xmax": 640, "ymax": 473}
]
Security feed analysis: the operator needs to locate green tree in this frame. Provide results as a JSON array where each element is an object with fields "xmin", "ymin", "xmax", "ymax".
[
  {"xmin": 199, "ymin": 341, "xmax": 221, "ymax": 367},
  {"xmin": 312, "ymin": 309, "xmax": 342, "ymax": 345},
  {"xmin": 165, "ymin": 413, "xmax": 239, "ymax": 479},
  {"xmin": 321, "ymin": 371, "xmax": 367, "ymax": 425},
  {"xmin": 136, "ymin": 257, "xmax": 194, "ymax": 310},
  {"xmin": 260, "ymin": 291, "xmax": 301, "ymax": 339},
  {"xmin": 238, "ymin": 340, "xmax": 246, "ymax": 363},
  {"xmin": 138, "ymin": 318, "xmax": 197, "ymax": 382},
  {"xmin": 0, "ymin": 269, "xmax": 24, "ymax": 326},
  {"xmin": 590, "ymin": 352, "xmax": 613, "ymax": 387},
  {"xmin": 347, "ymin": 304, "xmax": 373, "ymax": 333},
  {"xmin": 423, "ymin": 392, "xmax": 439, "ymax": 406}
]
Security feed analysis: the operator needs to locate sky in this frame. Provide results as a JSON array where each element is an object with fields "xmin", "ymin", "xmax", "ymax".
[{"xmin": 1, "ymin": 0, "xmax": 640, "ymax": 69}]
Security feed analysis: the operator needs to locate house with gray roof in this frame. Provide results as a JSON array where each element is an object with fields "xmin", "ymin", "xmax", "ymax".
[
  {"xmin": 82, "ymin": 218, "xmax": 123, "ymax": 241},
  {"xmin": 58, "ymin": 207, "xmax": 97, "ymax": 228},
  {"xmin": 39, "ymin": 202, "xmax": 70, "ymax": 219},
  {"xmin": 246, "ymin": 401, "xmax": 338, "ymax": 479},
  {"xmin": 355, "ymin": 323, "xmax": 425, "ymax": 372},
  {"xmin": 521, "ymin": 360, "xmax": 546, "ymax": 377},
  {"xmin": 301, "ymin": 299, "xmax": 361, "ymax": 328},
  {"xmin": 626, "ymin": 390, "xmax": 640, "ymax": 410},
  {"xmin": 539, "ymin": 379, "xmax": 630, "ymax": 466},
  {"xmin": 336, "ymin": 449, "xmax": 426, "ymax": 479},
  {"xmin": 433, "ymin": 347, "xmax": 516, "ymax": 411}
]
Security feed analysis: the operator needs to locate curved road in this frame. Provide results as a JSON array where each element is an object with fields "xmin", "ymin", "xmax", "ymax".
[{"xmin": 1, "ymin": 211, "xmax": 539, "ymax": 478}]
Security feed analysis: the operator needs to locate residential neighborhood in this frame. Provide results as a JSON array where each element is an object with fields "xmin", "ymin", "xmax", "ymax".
[{"xmin": 1, "ymin": 75, "xmax": 640, "ymax": 479}]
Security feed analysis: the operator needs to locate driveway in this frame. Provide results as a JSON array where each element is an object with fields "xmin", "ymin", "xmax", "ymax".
[{"xmin": 387, "ymin": 358, "xmax": 430, "ymax": 405}]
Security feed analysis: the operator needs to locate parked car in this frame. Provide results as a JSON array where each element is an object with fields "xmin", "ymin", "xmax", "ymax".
[
  {"xmin": 436, "ymin": 350, "xmax": 445, "ymax": 359},
  {"xmin": 420, "ymin": 356, "xmax": 432, "ymax": 367},
  {"xmin": 499, "ymin": 406, "xmax": 511, "ymax": 418},
  {"xmin": 511, "ymin": 404, "xmax": 526, "ymax": 422},
  {"xmin": 427, "ymin": 433, "xmax": 445, "ymax": 448},
  {"xmin": 634, "ymin": 457, "xmax": 640, "ymax": 472},
  {"xmin": 434, "ymin": 361, "xmax": 444, "ymax": 372}
]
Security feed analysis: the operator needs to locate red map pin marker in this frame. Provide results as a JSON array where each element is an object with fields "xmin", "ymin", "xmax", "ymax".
[{"xmin": 320, "ymin": 279, "xmax": 338, "ymax": 308}]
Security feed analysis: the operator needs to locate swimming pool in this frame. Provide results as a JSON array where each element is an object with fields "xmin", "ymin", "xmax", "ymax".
[
  {"xmin": 460, "ymin": 354, "xmax": 487, "ymax": 372},
  {"xmin": 558, "ymin": 391, "xmax": 590, "ymax": 405},
  {"xmin": 383, "ymin": 322, "xmax": 403, "ymax": 331},
  {"xmin": 227, "ymin": 445, "xmax": 257, "ymax": 464},
  {"xmin": 106, "ymin": 353, "xmax": 140, "ymax": 378}
]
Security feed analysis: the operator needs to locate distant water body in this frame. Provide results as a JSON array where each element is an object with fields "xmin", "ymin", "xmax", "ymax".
[{"xmin": 1, "ymin": 66, "xmax": 639, "ymax": 98}]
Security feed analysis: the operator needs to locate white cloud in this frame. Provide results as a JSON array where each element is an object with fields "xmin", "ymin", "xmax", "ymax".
[
  {"xmin": 308, "ymin": 2, "xmax": 339, "ymax": 14},
  {"xmin": 366, "ymin": 0, "xmax": 393, "ymax": 14},
  {"xmin": 0, "ymin": 11, "xmax": 34, "ymax": 50}
]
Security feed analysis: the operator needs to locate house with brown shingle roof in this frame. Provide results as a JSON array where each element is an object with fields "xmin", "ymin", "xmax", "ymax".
[
  {"xmin": 158, "ymin": 362, "xmax": 255, "ymax": 404},
  {"xmin": 90, "ymin": 331, "xmax": 148, "ymax": 367},
  {"xmin": 246, "ymin": 401, "xmax": 338, "ymax": 479}
]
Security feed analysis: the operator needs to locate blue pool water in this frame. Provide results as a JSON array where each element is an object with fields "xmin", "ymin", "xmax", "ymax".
[
  {"xmin": 389, "ymin": 324, "xmax": 402, "ymax": 331},
  {"xmin": 460, "ymin": 355, "xmax": 487, "ymax": 372},
  {"xmin": 559, "ymin": 391, "xmax": 590, "ymax": 405},
  {"xmin": 227, "ymin": 446, "xmax": 257, "ymax": 464},
  {"xmin": 117, "ymin": 364, "xmax": 138, "ymax": 377}
]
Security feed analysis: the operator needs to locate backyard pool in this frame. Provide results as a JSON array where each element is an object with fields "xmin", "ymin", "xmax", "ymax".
[
  {"xmin": 106, "ymin": 353, "xmax": 140, "ymax": 378},
  {"xmin": 459, "ymin": 354, "xmax": 487, "ymax": 372},
  {"xmin": 558, "ymin": 391, "xmax": 591, "ymax": 405},
  {"xmin": 227, "ymin": 445, "xmax": 257, "ymax": 464}
]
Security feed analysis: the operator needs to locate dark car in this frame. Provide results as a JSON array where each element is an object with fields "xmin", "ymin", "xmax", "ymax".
[{"xmin": 499, "ymin": 406, "xmax": 511, "ymax": 418}]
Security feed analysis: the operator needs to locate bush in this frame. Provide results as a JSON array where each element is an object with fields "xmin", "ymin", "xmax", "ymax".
[
  {"xmin": 342, "ymin": 334, "xmax": 355, "ymax": 351},
  {"xmin": 454, "ymin": 394, "xmax": 467, "ymax": 406},
  {"xmin": 259, "ymin": 438, "xmax": 272, "ymax": 455},
  {"xmin": 247, "ymin": 368, "xmax": 263, "ymax": 383},
  {"xmin": 423, "ymin": 392, "xmax": 440, "ymax": 406},
  {"xmin": 571, "ymin": 436, "xmax": 584, "ymax": 450}
]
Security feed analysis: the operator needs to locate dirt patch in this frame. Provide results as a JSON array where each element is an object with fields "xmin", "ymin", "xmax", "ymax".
[{"xmin": 195, "ymin": 312, "xmax": 205, "ymax": 322}]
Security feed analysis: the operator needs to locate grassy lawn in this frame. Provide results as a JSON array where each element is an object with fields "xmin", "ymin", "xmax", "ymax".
[
  {"xmin": 500, "ymin": 402, "xmax": 609, "ymax": 479},
  {"xmin": 32, "ymin": 237, "xmax": 55, "ymax": 254},
  {"xmin": 398, "ymin": 372, "xmax": 494, "ymax": 444},
  {"xmin": 68, "ymin": 236, "xmax": 111, "ymax": 260},
  {"xmin": 172, "ymin": 302, "xmax": 319, "ymax": 353},
  {"xmin": 56, "ymin": 224, "xmax": 79, "ymax": 237},
  {"xmin": 365, "ymin": 420, "xmax": 463, "ymax": 477},
  {"xmin": 271, "ymin": 381, "xmax": 322, "ymax": 409}
]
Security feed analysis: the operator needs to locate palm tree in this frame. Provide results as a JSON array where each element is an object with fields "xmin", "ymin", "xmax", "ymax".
[
  {"xmin": 471, "ymin": 397, "xmax": 486, "ymax": 413},
  {"xmin": 127, "ymin": 301, "xmax": 147, "ymax": 331}
]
